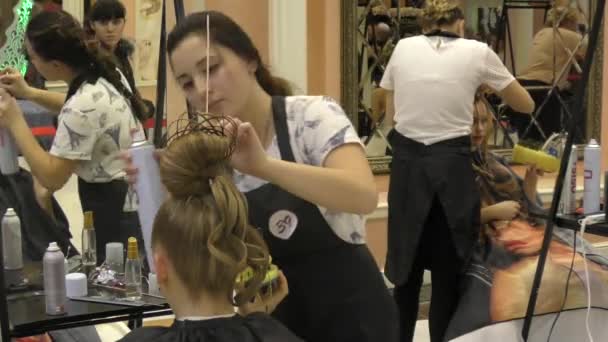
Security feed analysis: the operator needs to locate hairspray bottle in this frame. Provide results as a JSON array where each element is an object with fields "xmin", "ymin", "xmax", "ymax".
[
  {"xmin": 81, "ymin": 211, "xmax": 97, "ymax": 275},
  {"xmin": 559, "ymin": 145, "xmax": 578, "ymax": 215},
  {"xmin": 584, "ymin": 139, "xmax": 601, "ymax": 214},
  {"xmin": 124, "ymin": 237, "xmax": 142, "ymax": 301},
  {"xmin": 0, "ymin": 127, "xmax": 19, "ymax": 175},
  {"xmin": 129, "ymin": 140, "xmax": 164, "ymax": 273},
  {"xmin": 2, "ymin": 208, "xmax": 23, "ymax": 287},
  {"xmin": 43, "ymin": 242, "xmax": 66, "ymax": 315}
]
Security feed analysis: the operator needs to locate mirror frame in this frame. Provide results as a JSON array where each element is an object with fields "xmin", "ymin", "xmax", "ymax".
[{"xmin": 341, "ymin": 0, "xmax": 604, "ymax": 174}]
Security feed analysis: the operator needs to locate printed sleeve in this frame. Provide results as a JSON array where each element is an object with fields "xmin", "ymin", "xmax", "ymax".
[
  {"xmin": 481, "ymin": 45, "xmax": 516, "ymax": 91},
  {"xmin": 300, "ymin": 97, "xmax": 363, "ymax": 166},
  {"xmin": 50, "ymin": 105, "xmax": 101, "ymax": 161}
]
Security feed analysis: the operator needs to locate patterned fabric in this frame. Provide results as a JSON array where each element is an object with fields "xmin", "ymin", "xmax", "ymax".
[
  {"xmin": 234, "ymin": 96, "xmax": 366, "ymax": 244},
  {"xmin": 50, "ymin": 77, "xmax": 144, "ymax": 183}
]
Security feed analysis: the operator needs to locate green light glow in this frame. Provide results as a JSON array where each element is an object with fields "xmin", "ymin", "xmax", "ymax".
[{"xmin": 0, "ymin": 0, "xmax": 34, "ymax": 75}]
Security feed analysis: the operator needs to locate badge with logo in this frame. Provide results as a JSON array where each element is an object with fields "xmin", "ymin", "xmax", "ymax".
[{"xmin": 269, "ymin": 210, "xmax": 298, "ymax": 240}]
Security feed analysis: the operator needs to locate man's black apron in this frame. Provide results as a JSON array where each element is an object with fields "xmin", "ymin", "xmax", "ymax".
[
  {"xmin": 385, "ymin": 30, "xmax": 481, "ymax": 287},
  {"xmin": 244, "ymin": 96, "xmax": 398, "ymax": 342}
]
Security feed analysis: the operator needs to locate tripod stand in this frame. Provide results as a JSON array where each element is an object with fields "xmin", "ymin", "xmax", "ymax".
[{"xmin": 520, "ymin": 4, "xmax": 588, "ymax": 143}]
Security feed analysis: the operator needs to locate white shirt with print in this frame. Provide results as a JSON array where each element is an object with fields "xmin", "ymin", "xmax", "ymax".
[
  {"xmin": 234, "ymin": 96, "xmax": 367, "ymax": 245},
  {"xmin": 50, "ymin": 76, "xmax": 145, "ymax": 183}
]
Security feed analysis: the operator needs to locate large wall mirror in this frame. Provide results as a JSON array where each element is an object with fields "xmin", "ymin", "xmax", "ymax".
[{"xmin": 342, "ymin": 0, "xmax": 604, "ymax": 174}]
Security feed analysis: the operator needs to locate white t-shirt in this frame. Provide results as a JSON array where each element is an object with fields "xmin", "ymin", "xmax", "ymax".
[
  {"xmin": 380, "ymin": 35, "xmax": 515, "ymax": 145},
  {"xmin": 50, "ymin": 76, "xmax": 145, "ymax": 182},
  {"xmin": 234, "ymin": 96, "xmax": 367, "ymax": 244}
]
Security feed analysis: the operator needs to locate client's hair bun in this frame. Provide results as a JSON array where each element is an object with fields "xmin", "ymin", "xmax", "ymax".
[{"xmin": 159, "ymin": 132, "xmax": 232, "ymax": 199}]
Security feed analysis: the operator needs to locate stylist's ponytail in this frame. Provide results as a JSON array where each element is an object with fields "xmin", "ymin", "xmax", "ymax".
[
  {"xmin": 85, "ymin": 42, "xmax": 150, "ymax": 123},
  {"xmin": 255, "ymin": 64, "xmax": 292, "ymax": 97}
]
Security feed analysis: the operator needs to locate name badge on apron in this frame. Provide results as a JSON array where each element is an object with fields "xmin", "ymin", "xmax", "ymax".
[{"xmin": 269, "ymin": 210, "xmax": 298, "ymax": 240}]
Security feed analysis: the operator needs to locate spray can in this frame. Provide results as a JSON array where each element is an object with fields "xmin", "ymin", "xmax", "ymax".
[
  {"xmin": 584, "ymin": 139, "xmax": 601, "ymax": 214},
  {"xmin": 0, "ymin": 127, "xmax": 18, "ymax": 175},
  {"xmin": 124, "ymin": 237, "xmax": 142, "ymax": 301},
  {"xmin": 2, "ymin": 208, "xmax": 23, "ymax": 287},
  {"xmin": 81, "ymin": 211, "xmax": 97, "ymax": 275},
  {"xmin": 129, "ymin": 140, "xmax": 164, "ymax": 273},
  {"xmin": 43, "ymin": 242, "xmax": 66, "ymax": 315},
  {"xmin": 559, "ymin": 145, "xmax": 578, "ymax": 215}
]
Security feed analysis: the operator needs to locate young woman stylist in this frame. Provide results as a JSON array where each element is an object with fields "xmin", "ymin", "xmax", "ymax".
[
  {"xmin": 380, "ymin": 1, "xmax": 534, "ymax": 341},
  {"xmin": 0, "ymin": 11, "xmax": 147, "ymax": 264},
  {"xmin": 127, "ymin": 10, "xmax": 398, "ymax": 342}
]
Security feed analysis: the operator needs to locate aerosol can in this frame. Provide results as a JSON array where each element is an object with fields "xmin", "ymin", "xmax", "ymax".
[
  {"xmin": 0, "ymin": 127, "xmax": 19, "ymax": 175},
  {"xmin": 559, "ymin": 145, "xmax": 578, "ymax": 215},
  {"xmin": 2, "ymin": 208, "xmax": 23, "ymax": 287},
  {"xmin": 129, "ymin": 140, "xmax": 164, "ymax": 272},
  {"xmin": 584, "ymin": 139, "xmax": 601, "ymax": 214}
]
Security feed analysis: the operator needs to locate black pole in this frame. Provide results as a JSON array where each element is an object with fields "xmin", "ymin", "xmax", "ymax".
[
  {"xmin": 521, "ymin": 0, "xmax": 605, "ymax": 339},
  {"xmin": 174, "ymin": 0, "xmax": 186, "ymax": 22},
  {"xmin": 153, "ymin": 0, "xmax": 167, "ymax": 148}
]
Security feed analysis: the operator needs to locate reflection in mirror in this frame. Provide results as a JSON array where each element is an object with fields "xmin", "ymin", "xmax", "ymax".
[
  {"xmin": 345, "ymin": 0, "xmax": 602, "ymax": 174},
  {"xmin": 356, "ymin": 1, "xmax": 424, "ymax": 159}
]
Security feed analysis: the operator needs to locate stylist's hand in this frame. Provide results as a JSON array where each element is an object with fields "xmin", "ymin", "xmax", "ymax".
[
  {"xmin": 228, "ymin": 119, "xmax": 270, "ymax": 178},
  {"xmin": 0, "ymin": 68, "xmax": 33, "ymax": 100},
  {"xmin": 238, "ymin": 271, "xmax": 289, "ymax": 316},
  {"xmin": 0, "ymin": 88, "xmax": 25, "ymax": 129},
  {"xmin": 490, "ymin": 201, "xmax": 521, "ymax": 221},
  {"xmin": 523, "ymin": 164, "xmax": 543, "ymax": 195},
  {"xmin": 120, "ymin": 128, "xmax": 164, "ymax": 185}
]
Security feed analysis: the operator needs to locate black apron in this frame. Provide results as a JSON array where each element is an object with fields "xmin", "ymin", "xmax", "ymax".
[
  {"xmin": 385, "ymin": 30, "xmax": 481, "ymax": 287},
  {"xmin": 244, "ymin": 97, "xmax": 398, "ymax": 342}
]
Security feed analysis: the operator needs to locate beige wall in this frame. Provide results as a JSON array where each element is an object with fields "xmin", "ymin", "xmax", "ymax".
[
  {"xmin": 129, "ymin": 1, "xmax": 270, "ymax": 127},
  {"xmin": 307, "ymin": 0, "xmax": 341, "ymax": 100}
]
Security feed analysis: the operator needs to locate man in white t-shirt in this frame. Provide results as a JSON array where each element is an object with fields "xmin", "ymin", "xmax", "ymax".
[{"xmin": 379, "ymin": 2, "xmax": 534, "ymax": 341}]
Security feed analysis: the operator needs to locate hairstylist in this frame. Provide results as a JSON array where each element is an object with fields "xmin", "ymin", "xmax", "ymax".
[
  {"xmin": 129, "ymin": 10, "xmax": 399, "ymax": 342},
  {"xmin": 380, "ymin": 1, "xmax": 534, "ymax": 341}
]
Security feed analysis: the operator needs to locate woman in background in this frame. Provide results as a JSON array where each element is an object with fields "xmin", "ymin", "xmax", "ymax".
[
  {"xmin": 445, "ymin": 94, "xmax": 608, "ymax": 340},
  {"xmin": 512, "ymin": 5, "xmax": 586, "ymax": 142},
  {"xmin": 120, "ymin": 122, "xmax": 300, "ymax": 342},
  {"xmin": 86, "ymin": 0, "xmax": 154, "ymax": 121}
]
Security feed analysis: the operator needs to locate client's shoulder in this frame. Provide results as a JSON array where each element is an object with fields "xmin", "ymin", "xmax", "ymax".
[
  {"xmin": 118, "ymin": 326, "xmax": 172, "ymax": 342},
  {"xmin": 243, "ymin": 313, "xmax": 305, "ymax": 341}
]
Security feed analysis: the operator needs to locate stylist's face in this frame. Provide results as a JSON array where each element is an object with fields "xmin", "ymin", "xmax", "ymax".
[{"xmin": 170, "ymin": 35, "xmax": 257, "ymax": 119}]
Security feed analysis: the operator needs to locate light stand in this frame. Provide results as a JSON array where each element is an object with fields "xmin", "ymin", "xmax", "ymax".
[{"xmin": 521, "ymin": 0, "xmax": 605, "ymax": 340}]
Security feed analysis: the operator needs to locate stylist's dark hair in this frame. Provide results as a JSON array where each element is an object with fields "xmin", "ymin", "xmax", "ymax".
[
  {"xmin": 27, "ymin": 10, "xmax": 148, "ymax": 123},
  {"xmin": 167, "ymin": 11, "xmax": 292, "ymax": 96},
  {"xmin": 84, "ymin": 0, "xmax": 126, "ymax": 36}
]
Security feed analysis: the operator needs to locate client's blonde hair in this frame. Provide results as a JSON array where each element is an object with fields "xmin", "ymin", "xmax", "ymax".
[
  {"xmin": 420, "ymin": 0, "xmax": 464, "ymax": 29},
  {"xmin": 152, "ymin": 117, "xmax": 269, "ymax": 306}
]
